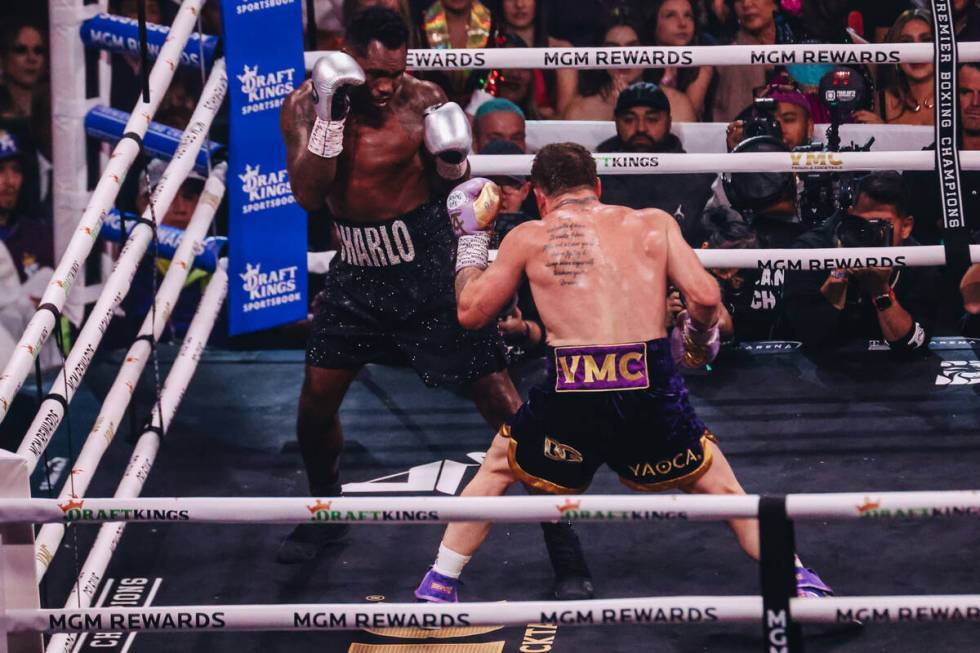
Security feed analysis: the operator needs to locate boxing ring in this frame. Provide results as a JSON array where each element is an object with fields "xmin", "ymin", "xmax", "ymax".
[{"xmin": 1, "ymin": 0, "xmax": 979, "ymax": 651}]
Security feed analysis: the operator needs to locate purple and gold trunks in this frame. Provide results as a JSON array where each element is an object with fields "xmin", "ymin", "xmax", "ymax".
[{"xmin": 504, "ymin": 338, "xmax": 715, "ymax": 493}]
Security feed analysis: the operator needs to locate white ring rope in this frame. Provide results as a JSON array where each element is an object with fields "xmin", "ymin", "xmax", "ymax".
[
  {"xmin": 33, "ymin": 164, "xmax": 228, "ymax": 582},
  {"xmin": 43, "ymin": 262, "xmax": 229, "ymax": 653},
  {"xmin": 692, "ymin": 245, "xmax": 980, "ymax": 269},
  {"xmin": 0, "ymin": 0, "xmax": 208, "ymax": 425},
  {"xmin": 12, "ymin": 59, "xmax": 228, "ymax": 477},
  {"xmin": 2, "ymin": 490, "xmax": 978, "ymax": 525},
  {"xmin": 5, "ymin": 595, "xmax": 980, "ymax": 634},
  {"xmin": 469, "ymin": 150, "xmax": 980, "ymax": 176},
  {"xmin": 305, "ymin": 42, "xmax": 980, "ymax": 72}
]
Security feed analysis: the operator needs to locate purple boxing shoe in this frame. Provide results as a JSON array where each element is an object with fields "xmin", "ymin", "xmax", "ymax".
[
  {"xmin": 796, "ymin": 565, "xmax": 833, "ymax": 598},
  {"xmin": 414, "ymin": 569, "xmax": 459, "ymax": 603}
]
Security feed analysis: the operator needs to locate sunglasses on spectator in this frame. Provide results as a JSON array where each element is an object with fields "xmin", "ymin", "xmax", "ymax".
[{"xmin": 12, "ymin": 45, "xmax": 44, "ymax": 56}]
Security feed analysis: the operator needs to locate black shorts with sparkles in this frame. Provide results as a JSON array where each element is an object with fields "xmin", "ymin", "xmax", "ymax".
[
  {"xmin": 504, "ymin": 339, "xmax": 715, "ymax": 493},
  {"xmin": 307, "ymin": 201, "xmax": 506, "ymax": 387}
]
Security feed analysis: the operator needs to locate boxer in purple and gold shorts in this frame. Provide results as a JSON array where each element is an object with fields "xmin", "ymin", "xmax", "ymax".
[
  {"xmin": 413, "ymin": 142, "xmax": 833, "ymax": 603},
  {"xmin": 505, "ymin": 339, "xmax": 716, "ymax": 494}
]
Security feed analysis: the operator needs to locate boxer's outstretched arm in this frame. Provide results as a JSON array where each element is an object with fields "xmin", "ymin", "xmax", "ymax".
[
  {"xmin": 662, "ymin": 216, "xmax": 721, "ymax": 328},
  {"xmin": 456, "ymin": 228, "xmax": 529, "ymax": 330},
  {"xmin": 281, "ymin": 80, "xmax": 338, "ymax": 211}
]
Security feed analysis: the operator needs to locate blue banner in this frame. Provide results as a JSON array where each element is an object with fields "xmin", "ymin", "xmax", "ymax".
[
  {"xmin": 85, "ymin": 105, "xmax": 224, "ymax": 176},
  {"xmin": 221, "ymin": 0, "xmax": 308, "ymax": 334},
  {"xmin": 80, "ymin": 13, "xmax": 218, "ymax": 69}
]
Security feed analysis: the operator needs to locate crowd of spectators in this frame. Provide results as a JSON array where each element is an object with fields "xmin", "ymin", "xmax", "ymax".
[{"xmin": 3, "ymin": 0, "xmax": 980, "ymax": 373}]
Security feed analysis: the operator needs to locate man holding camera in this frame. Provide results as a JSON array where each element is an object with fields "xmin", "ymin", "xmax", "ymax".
[{"xmin": 782, "ymin": 172, "xmax": 940, "ymax": 353}]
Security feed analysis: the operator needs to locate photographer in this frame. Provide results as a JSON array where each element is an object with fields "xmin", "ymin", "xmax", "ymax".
[
  {"xmin": 708, "ymin": 136, "xmax": 806, "ymax": 340},
  {"xmin": 707, "ymin": 83, "xmax": 814, "ymax": 214},
  {"xmin": 725, "ymin": 83, "xmax": 814, "ymax": 152},
  {"xmin": 782, "ymin": 172, "xmax": 940, "ymax": 354}
]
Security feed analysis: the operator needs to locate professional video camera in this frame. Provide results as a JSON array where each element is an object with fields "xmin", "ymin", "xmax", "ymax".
[{"xmin": 796, "ymin": 66, "xmax": 876, "ymax": 227}]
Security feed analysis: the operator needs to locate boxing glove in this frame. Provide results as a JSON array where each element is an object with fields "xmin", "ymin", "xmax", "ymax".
[
  {"xmin": 307, "ymin": 52, "xmax": 365, "ymax": 158},
  {"xmin": 670, "ymin": 312, "xmax": 720, "ymax": 369},
  {"xmin": 424, "ymin": 102, "xmax": 472, "ymax": 180},
  {"xmin": 447, "ymin": 177, "xmax": 501, "ymax": 273}
]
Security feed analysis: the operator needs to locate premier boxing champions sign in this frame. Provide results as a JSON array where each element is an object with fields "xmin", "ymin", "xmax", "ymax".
[{"xmin": 222, "ymin": 0, "xmax": 307, "ymax": 334}]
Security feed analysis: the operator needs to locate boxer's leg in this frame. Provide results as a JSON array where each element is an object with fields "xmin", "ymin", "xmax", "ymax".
[
  {"xmin": 277, "ymin": 365, "xmax": 359, "ymax": 564},
  {"xmin": 682, "ymin": 440, "xmax": 833, "ymax": 597},
  {"xmin": 681, "ymin": 440, "xmax": 759, "ymax": 560},
  {"xmin": 463, "ymin": 373, "xmax": 594, "ymax": 600}
]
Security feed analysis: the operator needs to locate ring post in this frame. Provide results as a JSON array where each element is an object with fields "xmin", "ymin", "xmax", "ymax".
[
  {"xmin": 0, "ymin": 450, "xmax": 41, "ymax": 653},
  {"xmin": 759, "ymin": 495, "xmax": 802, "ymax": 653}
]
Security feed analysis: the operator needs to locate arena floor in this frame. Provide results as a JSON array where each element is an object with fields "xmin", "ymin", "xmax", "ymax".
[{"xmin": 10, "ymin": 340, "xmax": 980, "ymax": 652}]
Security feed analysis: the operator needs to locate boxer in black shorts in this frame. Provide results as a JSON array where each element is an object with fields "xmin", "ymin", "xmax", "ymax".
[
  {"xmin": 278, "ymin": 9, "xmax": 592, "ymax": 598},
  {"xmin": 308, "ymin": 202, "xmax": 503, "ymax": 385},
  {"xmin": 415, "ymin": 142, "xmax": 832, "ymax": 602}
]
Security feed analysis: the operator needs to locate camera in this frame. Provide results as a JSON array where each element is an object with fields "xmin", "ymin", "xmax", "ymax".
[
  {"xmin": 741, "ymin": 97, "xmax": 783, "ymax": 141},
  {"xmin": 834, "ymin": 214, "xmax": 894, "ymax": 248},
  {"xmin": 797, "ymin": 66, "xmax": 875, "ymax": 226}
]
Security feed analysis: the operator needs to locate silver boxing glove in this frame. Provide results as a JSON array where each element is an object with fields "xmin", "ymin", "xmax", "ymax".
[
  {"xmin": 307, "ymin": 52, "xmax": 365, "ymax": 158},
  {"xmin": 423, "ymin": 102, "xmax": 472, "ymax": 180}
]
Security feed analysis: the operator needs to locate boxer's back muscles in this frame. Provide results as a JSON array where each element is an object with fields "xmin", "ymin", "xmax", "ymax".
[
  {"xmin": 471, "ymin": 202, "xmax": 717, "ymax": 346},
  {"xmin": 282, "ymin": 65, "xmax": 445, "ymax": 222}
]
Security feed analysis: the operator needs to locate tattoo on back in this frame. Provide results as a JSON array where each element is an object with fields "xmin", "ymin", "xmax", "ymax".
[{"xmin": 544, "ymin": 221, "xmax": 596, "ymax": 286}]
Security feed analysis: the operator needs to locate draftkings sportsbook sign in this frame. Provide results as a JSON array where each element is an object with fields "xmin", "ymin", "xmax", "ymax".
[{"xmin": 221, "ymin": 0, "xmax": 308, "ymax": 334}]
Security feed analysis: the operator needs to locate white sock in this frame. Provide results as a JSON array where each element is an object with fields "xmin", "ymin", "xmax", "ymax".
[{"xmin": 432, "ymin": 543, "xmax": 471, "ymax": 579}]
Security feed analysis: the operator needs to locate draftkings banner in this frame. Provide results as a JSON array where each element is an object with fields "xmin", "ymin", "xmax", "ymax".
[{"xmin": 221, "ymin": 0, "xmax": 308, "ymax": 334}]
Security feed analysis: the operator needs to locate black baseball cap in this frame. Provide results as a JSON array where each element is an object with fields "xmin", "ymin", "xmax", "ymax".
[
  {"xmin": 615, "ymin": 82, "xmax": 671, "ymax": 116},
  {"xmin": 478, "ymin": 139, "xmax": 526, "ymax": 186}
]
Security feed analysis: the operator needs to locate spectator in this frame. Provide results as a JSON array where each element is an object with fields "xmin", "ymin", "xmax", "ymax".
[
  {"xmin": 904, "ymin": 62, "xmax": 980, "ymax": 246},
  {"xmin": 0, "ymin": 127, "xmax": 51, "ymax": 283},
  {"xmin": 542, "ymin": 0, "xmax": 606, "ymax": 46},
  {"xmin": 493, "ymin": 0, "xmax": 576, "ymax": 118},
  {"xmin": 643, "ymin": 0, "xmax": 715, "ymax": 117},
  {"xmin": 596, "ymin": 82, "xmax": 714, "ymax": 242},
  {"xmin": 955, "ymin": 0, "xmax": 980, "ymax": 42},
  {"xmin": 0, "ymin": 20, "xmax": 46, "ymax": 120},
  {"xmin": 782, "ymin": 171, "xmax": 939, "ymax": 354},
  {"xmin": 154, "ymin": 68, "xmax": 203, "ymax": 130},
  {"xmin": 563, "ymin": 20, "xmax": 695, "ymax": 121},
  {"xmin": 854, "ymin": 9, "xmax": 934, "ymax": 126},
  {"xmin": 467, "ymin": 32, "xmax": 542, "ymax": 118},
  {"xmin": 702, "ymin": 0, "xmax": 737, "ymax": 43},
  {"xmin": 134, "ymin": 158, "xmax": 205, "ymax": 230},
  {"xmin": 710, "ymin": 0, "xmax": 779, "ymax": 122},
  {"xmin": 850, "ymin": 0, "xmax": 910, "ymax": 43},
  {"xmin": 421, "ymin": 0, "xmax": 493, "ymax": 102},
  {"xmin": 472, "ymin": 98, "xmax": 526, "ymax": 151},
  {"xmin": 343, "ymin": 0, "xmax": 422, "ymax": 48},
  {"xmin": 114, "ymin": 159, "xmax": 211, "ymax": 343}
]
